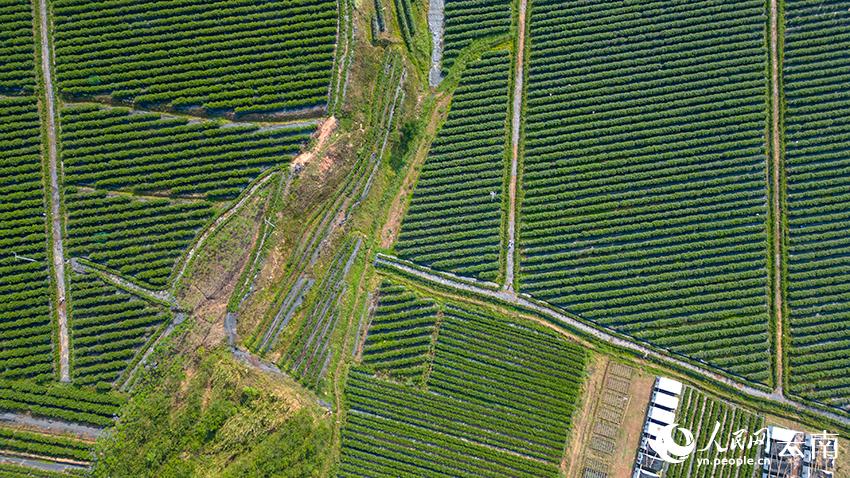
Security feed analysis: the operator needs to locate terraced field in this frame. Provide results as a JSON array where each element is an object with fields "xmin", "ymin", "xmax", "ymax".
[
  {"xmin": 396, "ymin": 50, "xmax": 510, "ymax": 282},
  {"xmin": 69, "ymin": 273, "xmax": 171, "ymax": 386},
  {"xmin": 518, "ymin": 0, "xmax": 773, "ymax": 384},
  {"xmin": 783, "ymin": 0, "xmax": 850, "ymax": 410},
  {"xmin": 339, "ymin": 282, "xmax": 586, "ymax": 477},
  {"xmin": 59, "ymin": 104, "xmax": 314, "ymax": 287},
  {"xmin": 60, "ymin": 104, "xmax": 314, "ymax": 200},
  {"xmin": 0, "ymin": 5, "xmax": 53, "ymax": 382},
  {"xmin": 442, "ymin": 0, "xmax": 511, "ymax": 71},
  {"xmin": 52, "ymin": 0, "xmax": 338, "ymax": 116},
  {"xmin": 0, "ymin": 0, "xmax": 36, "ymax": 94},
  {"xmin": 360, "ymin": 281, "xmax": 439, "ymax": 383}
]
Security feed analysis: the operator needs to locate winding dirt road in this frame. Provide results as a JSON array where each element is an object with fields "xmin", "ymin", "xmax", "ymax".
[
  {"xmin": 504, "ymin": 0, "xmax": 527, "ymax": 291},
  {"xmin": 375, "ymin": 254, "xmax": 850, "ymax": 428},
  {"xmin": 37, "ymin": 0, "xmax": 69, "ymax": 383}
]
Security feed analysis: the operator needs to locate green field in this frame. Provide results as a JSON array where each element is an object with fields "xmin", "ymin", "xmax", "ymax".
[
  {"xmin": 518, "ymin": 0, "xmax": 772, "ymax": 384},
  {"xmin": 783, "ymin": 0, "xmax": 850, "ymax": 410}
]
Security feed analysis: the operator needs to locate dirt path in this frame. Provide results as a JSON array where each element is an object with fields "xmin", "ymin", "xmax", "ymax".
[
  {"xmin": 37, "ymin": 0, "xmax": 70, "ymax": 383},
  {"xmin": 374, "ymin": 254, "xmax": 850, "ymax": 428},
  {"xmin": 71, "ymin": 259, "xmax": 174, "ymax": 305},
  {"xmin": 380, "ymin": 95, "xmax": 451, "ymax": 248},
  {"xmin": 562, "ymin": 355, "xmax": 609, "ymax": 476},
  {"xmin": 504, "ymin": 0, "xmax": 527, "ymax": 291},
  {"xmin": 769, "ymin": 0, "xmax": 784, "ymax": 396}
]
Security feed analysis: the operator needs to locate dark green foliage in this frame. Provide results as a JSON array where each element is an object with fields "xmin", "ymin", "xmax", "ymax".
[
  {"xmin": 360, "ymin": 281, "xmax": 439, "ymax": 383},
  {"xmin": 65, "ymin": 188, "xmax": 214, "ymax": 288},
  {"xmin": 69, "ymin": 273, "xmax": 171, "ymax": 386},
  {"xmin": 396, "ymin": 51, "xmax": 510, "ymax": 282},
  {"xmin": 60, "ymin": 104, "xmax": 314, "ymax": 200},
  {"xmin": 52, "ymin": 0, "xmax": 338, "ymax": 115},
  {"xmin": 520, "ymin": 0, "xmax": 772, "ymax": 384},
  {"xmin": 0, "ymin": 96, "xmax": 53, "ymax": 380},
  {"xmin": 442, "ymin": 0, "xmax": 511, "ymax": 71},
  {"xmin": 340, "ymin": 299, "xmax": 586, "ymax": 477},
  {"xmin": 784, "ymin": 0, "xmax": 850, "ymax": 408},
  {"xmin": 0, "ymin": 0, "xmax": 36, "ymax": 94},
  {"xmin": 0, "ymin": 379, "xmax": 123, "ymax": 427}
]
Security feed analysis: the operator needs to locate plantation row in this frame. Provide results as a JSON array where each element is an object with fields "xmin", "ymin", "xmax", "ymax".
[
  {"xmin": 65, "ymin": 188, "xmax": 214, "ymax": 288},
  {"xmin": 340, "ymin": 370, "xmax": 562, "ymax": 478},
  {"xmin": 0, "ymin": 379, "xmax": 123, "ymax": 427},
  {"xmin": 52, "ymin": 0, "xmax": 338, "ymax": 115},
  {"xmin": 0, "ymin": 426, "xmax": 92, "ymax": 463},
  {"xmin": 432, "ymin": 306, "xmax": 585, "ymax": 462},
  {"xmin": 0, "ymin": 96, "xmax": 54, "ymax": 381},
  {"xmin": 69, "ymin": 273, "xmax": 170, "ymax": 386},
  {"xmin": 60, "ymin": 104, "xmax": 314, "ymax": 200},
  {"xmin": 0, "ymin": 0, "xmax": 35, "ymax": 94},
  {"xmin": 0, "ymin": 463, "xmax": 85, "ymax": 477},
  {"xmin": 442, "ymin": 0, "xmax": 511, "ymax": 71},
  {"xmin": 360, "ymin": 281, "xmax": 439, "ymax": 383},
  {"xmin": 279, "ymin": 238, "xmax": 361, "ymax": 388},
  {"xmin": 340, "ymin": 283, "xmax": 586, "ymax": 476},
  {"xmin": 519, "ymin": 0, "xmax": 772, "ymax": 384},
  {"xmin": 783, "ymin": 0, "xmax": 850, "ymax": 409},
  {"xmin": 396, "ymin": 50, "xmax": 510, "ymax": 282},
  {"xmin": 666, "ymin": 387, "xmax": 764, "ymax": 478}
]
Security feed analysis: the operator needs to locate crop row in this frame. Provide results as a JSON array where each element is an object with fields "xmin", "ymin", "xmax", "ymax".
[
  {"xmin": 69, "ymin": 272, "xmax": 170, "ymax": 387},
  {"xmin": 0, "ymin": 95, "xmax": 53, "ymax": 381},
  {"xmin": 395, "ymin": 50, "xmax": 510, "ymax": 282},
  {"xmin": 666, "ymin": 387, "xmax": 763, "ymax": 478},
  {"xmin": 60, "ymin": 104, "xmax": 313, "ymax": 200},
  {"xmin": 340, "ymin": 289, "xmax": 586, "ymax": 476},
  {"xmin": 0, "ymin": 0, "xmax": 35, "ymax": 94},
  {"xmin": 783, "ymin": 0, "xmax": 850, "ymax": 409},
  {"xmin": 430, "ymin": 306, "xmax": 586, "ymax": 463},
  {"xmin": 339, "ymin": 369, "xmax": 561, "ymax": 478},
  {"xmin": 360, "ymin": 281, "xmax": 439, "ymax": 383},
  {"xmin": 0, "ymin": 426, "xmax": 92, "ymax": 462},
  {"xmin": 65, "ymin": 187, "xmax": 214, "ymax": 288},
  {"xmin": 519, "ymin": 0, "xmax": 772, "ymax": 384},
  {"xmin": 441, "ymin": 0, "xmax": 510, "ymax": 71},
  {"xmin": 0, "ymin": 379, "xmax": 123, "ymax": 427},
  {"xmin": 52, "ymin": 0, "xmax": 338, "ymax": 115},
  {"xmin": 0, "ymin": 463, "xmax": 86, "ymax": 477}
]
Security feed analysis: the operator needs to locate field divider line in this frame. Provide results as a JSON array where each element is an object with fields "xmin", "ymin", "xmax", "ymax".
[
  {"xmin": 37, "ymin": 0, "xmax": 70, "ymax": 382},
  {"xmin": 768, "ymin": 0, "xmax": 785, "ymax": 397},
  {"xmin": 503, "ymin": 0, "xmax": 528, "ymax": 291},
  {"xmin": 374, "ymin": 254, "xmax": 850, "ymax": 429}
]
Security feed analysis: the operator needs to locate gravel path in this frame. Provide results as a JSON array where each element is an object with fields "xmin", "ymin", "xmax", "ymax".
[
  {"xmin": 37, "ymin": 0, "xmax": 70, "ymax": 383},
  {"xmin": 375, "ymin": 254, "xmax": 850, "ymax": 428},
  {"xmin": 0, "ymin": 454, "xmax": 88, "ymax": 473},
  {"xmin": 428, "ymin": 0, "xmax": 445, "ymax": 86},
  {"xmin": 503, "ymin": 0, "xmax": 527, "ymax": 291}
]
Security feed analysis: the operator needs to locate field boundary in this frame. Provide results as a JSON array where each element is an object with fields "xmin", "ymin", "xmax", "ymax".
[
  {"xmin": 36, "ymin": 0, "xmax": 70, "ymax": 383},
  {"xmin": 374, "ymin": 254, "xmax": 850, "ymax": 431}
]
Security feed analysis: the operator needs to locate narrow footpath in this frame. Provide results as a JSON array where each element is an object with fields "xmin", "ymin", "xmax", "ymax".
[
  {"xmin": 37, "ymin": 0, "xmax": 69, "ymax": 382},
  {"xmin": 769, "ymin": 0, "xmax": 785, "ymax": 396},
  {"xmin": 375, "ymin": 254, "xmax": 850, "ymax": 429},
  {"xmin": 503, "ymin": 0, "xmax": 528, "ymax": 291}
]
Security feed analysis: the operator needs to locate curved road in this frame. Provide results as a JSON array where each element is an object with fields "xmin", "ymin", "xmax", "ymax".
[{"xmin": 375, "ymin": 254, "xmax": 850, "ymax": 428}]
